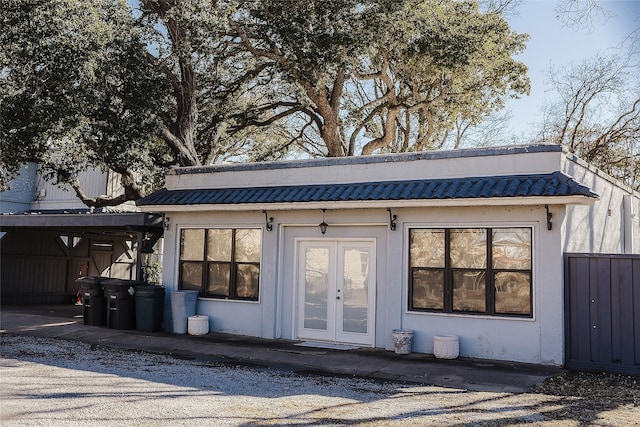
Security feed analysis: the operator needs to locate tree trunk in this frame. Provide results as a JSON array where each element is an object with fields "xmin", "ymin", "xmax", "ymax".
[
  {"xmin": 303, "ymin": 72, "xmax": 347, "ymax": 157},
  {"xmin": 143, "ymin": 0, "xmax": 201, "ymax": 167}
]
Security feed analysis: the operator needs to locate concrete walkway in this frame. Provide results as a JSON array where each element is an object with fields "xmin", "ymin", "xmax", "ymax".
[{"xmin": 0, "ymin": 305, "xmax": 561, "ymax": 393}]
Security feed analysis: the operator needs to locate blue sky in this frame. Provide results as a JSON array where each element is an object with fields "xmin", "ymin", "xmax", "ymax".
[{"xmin": 505, "ymin": 0, "xmax": 640, "ymax": 138}]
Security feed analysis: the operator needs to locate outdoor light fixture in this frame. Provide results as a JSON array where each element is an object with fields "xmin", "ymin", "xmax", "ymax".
[
  {"xmin": 163, "ymin": 215, "xmax": 170, "ymax": 230},
  {"xmin": 545, "ymin": 205, "xmax": 553, "ymax": 230},
  {"xmin": 263, "ymin": 210, "xmax": 273, "ymax": 232},
  {"xmin": 387, "ymin": 208, "xmax": 397, "ymax": 231},
  {"xmin": 319, "ymin": 209, "xmax": 328, "ymax": 236}
]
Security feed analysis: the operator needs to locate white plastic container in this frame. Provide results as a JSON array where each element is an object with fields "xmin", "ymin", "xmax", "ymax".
[
  {"xmin": 392, "ymin": 329, "xmax": 414, "ymax": 354},
  {"xmin": 433, "ymin": 334, "xmax": 459, "ymax": 359},
  {"xmin": 188, "ymin": 315, "xmax": 210, "ymax": 336}
]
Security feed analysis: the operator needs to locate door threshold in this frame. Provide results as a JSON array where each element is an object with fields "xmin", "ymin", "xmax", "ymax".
[{"xmin": 295, "ymin": 341, "xmax": 361, "ymax": 351}]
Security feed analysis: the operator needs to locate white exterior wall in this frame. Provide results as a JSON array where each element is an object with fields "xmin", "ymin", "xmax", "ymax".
[
  {"xmin": 154, "ymin": 145, "xmax": 637, "ymax": 366},
  {"xmin": 397, "ymin": 205, "xmax": 565, "ymax": 365},
  {"xmin": 562, "ymin": 153, "xmax": 640, "ymax": 254},
  {"xmin": 0, "ymin": 163, "xmax": 38, "ymax": 213},
  {"xmin": 2, "ymin": 163, "xmax": 138, "ymax": 213},
  {"xmin": 159, "ymin": 203, "xmax": 565, "ymax": 365},
  {"xmin": 31, "ymin": 168, "xmax": 110, "ymax": 211},
  {"xmin": 161, "ymin": 210, "xmax": 272, "ymax": 337},
  {"xmin": 165, "ymin": 146, "xmax": 563, "ymax": 190}
]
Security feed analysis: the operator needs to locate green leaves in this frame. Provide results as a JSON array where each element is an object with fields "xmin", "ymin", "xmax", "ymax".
[
  {"xmin": 1, "ymin": 0, "xmax": 169, "ymax": 193},
  {"xmin": 1, "ymin": 0, "xmax": 533, "ymax": 203}
]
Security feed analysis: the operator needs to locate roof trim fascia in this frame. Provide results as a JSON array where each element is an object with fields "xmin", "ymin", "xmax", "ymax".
[{"xmin": 0, "ymin": 212, "xmax": 163, "ymax": 229}]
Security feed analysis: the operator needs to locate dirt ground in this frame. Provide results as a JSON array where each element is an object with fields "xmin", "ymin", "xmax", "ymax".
[
  {"xmin": 528, "ymin": 371, "xmax": 639, "ymax": 426},
  {"xmin": 1, "ymin": 334, "xmax": 638, "ymax": 426}
]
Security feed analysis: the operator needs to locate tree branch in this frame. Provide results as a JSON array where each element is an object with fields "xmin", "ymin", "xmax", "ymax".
[
  {"xmin": 229, "ymin": 20, "xmax": 288, "ymax": 66},
  {"xmin": 70, "ymin": 169, "xmax": 143, "ymax": 208}
]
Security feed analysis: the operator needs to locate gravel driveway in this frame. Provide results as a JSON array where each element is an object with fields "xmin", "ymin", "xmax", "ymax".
[{"xmin": 1, "ymin": 334, "xmax": 638, "ymax": 426}]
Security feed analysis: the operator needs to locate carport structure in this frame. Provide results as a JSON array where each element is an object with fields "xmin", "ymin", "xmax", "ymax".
[{"xmin": 0, "ymin": 211, "xmax": 163, "ymax": 305}]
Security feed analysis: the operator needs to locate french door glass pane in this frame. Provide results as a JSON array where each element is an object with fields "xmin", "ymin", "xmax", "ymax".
[
  {"xmin": 304, "ymin": 247, "xmax": 329, "ymax": 330},
  {"xmin": 342, "ymin": 248, "xmax": 369, "ymax": 333}
]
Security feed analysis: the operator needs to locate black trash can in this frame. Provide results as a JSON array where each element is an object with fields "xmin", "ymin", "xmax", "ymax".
[
  {"xmin": 76, "ymin": 276, "xmax": 109, "ymax": 326},
  {"xmin": 103, "ymin": 279, "xmax": 144, "ymax": 330},
  {"xmin": 135, "ymin": 285, "xmax": 165, "ymax": 332}
]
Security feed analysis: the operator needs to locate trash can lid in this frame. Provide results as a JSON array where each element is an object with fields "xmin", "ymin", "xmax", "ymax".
[
  {"xmin": 135, "ymin": 285, "xmax": 166, "ymax": 297},
  {"xmin": 102, "ymin": 279, "xmax": 145, "ymax": 286},
  {"xmin": 75, "ymin": 276, "xmax": 110, "ymax": 284}
]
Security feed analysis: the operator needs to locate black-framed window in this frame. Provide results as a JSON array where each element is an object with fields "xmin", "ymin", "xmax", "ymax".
[
  {"xmin": 409, "ymin": 227, "xmax": 532, "ymax": 317},
  {"xmin": 179, "ymin": 228, "xmax": 261, "ymax": 301}
]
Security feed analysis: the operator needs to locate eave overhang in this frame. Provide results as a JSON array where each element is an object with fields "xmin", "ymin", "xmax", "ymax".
[
  {"xmin": 0, "ymin": 212, "xmax": 163, "ymax": 231},
  {"xmin": 137, "ymin": 172, "xmax": 598, "ymax": 213},
  {"xmin": 138, "ymin": 195, "xmax": 596, "ymax": 213}
]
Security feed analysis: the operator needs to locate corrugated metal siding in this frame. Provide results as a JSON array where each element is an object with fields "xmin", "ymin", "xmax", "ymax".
[
  {"xmin": 36, "ymin": 168, "xmax": 108, "ymax": 201},
  {"xmin": 1, "ymin": 230, "xmax": 67, "ymax": 256},
  {"xmin": 1, "ymin": 256, "xmax": 70, "ymax": 304},
  {"xmin": 1, "ymin": 231, "xmax": 138, "ymax": 305},
  {"xmin": 565, "ymin": 254, "xmax": 640, "ymax": 375}
]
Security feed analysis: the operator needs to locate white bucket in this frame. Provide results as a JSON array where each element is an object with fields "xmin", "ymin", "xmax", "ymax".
[
  {"xmin": 392, "ymin": 329, "xmax": 414, "ymax": 354},
  {"xmin": 433, "ymin": 334, "xmax": 459, "ymax": 359},
  {"xmin": 188, "ymin": 315, "xmax": 210, "ymax": 336}
]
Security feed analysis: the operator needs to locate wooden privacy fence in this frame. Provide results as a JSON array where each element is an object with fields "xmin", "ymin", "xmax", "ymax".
[{"xmin": 564, "ymin": 254, "xmax": 640, "ymax": 375}]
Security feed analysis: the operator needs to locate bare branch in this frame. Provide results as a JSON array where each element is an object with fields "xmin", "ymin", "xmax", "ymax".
[{"xmin": 555, "ymin": 0, "xmax": 612, "ymax": 32}]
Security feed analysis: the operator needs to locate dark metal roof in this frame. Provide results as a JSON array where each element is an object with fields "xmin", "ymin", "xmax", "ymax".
[
  {"xmin": 137, "ymin": 172, "xmax": 597, "ymax": 207},
  {"xmin": 0, "ymin": 212, "xmax": 163, "ymax": 231}
]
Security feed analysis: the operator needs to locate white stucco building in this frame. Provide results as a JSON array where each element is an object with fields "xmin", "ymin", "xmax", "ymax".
[{"xmin": 137, "ymin": 144, "xmax": 639, "ymax": 366}]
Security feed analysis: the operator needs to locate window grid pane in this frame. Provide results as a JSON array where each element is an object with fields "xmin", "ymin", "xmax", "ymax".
[
  {"xmin": 492, "ymin": 228, "xmax": 532, "ymax": 270},
  {"xmin": 235, "ymin": 229, "xmax": 262, "ymax": 263},
  {"xmin": 180, "ymin": 262, "xmax": 203, "ymax": 291},
  {"xmin": 179, "ymin": 228, "xmax": 261, "ymax": 301},
  {"xmin": 181, "ymin": 229, "xmax": 205, "ymax": 261},
  {"xmin": 494, "ymin": 271, "xmax": 531, "ymax": 315},
  {"xmin": 450, "ymin": 229, "xmax": 486, "ymax": 268},
  {"xmin": 408, "ymin": 227, "xmax": 532, "ymax": 318},
  {"xmin": 452, "ymin": 270, "xmax": 486, "ymax": 312},
  {"xmin": 207, "ymin": 229, "xmax": 232, "ymax": 262},
  {"xmin": 411, "ymin": 269, "xmax": 444, "ymax": 310},
  {"xmin": 410, "ymin": 229, "xmax": 445, "ymax": 268},
  {"xmin": 236, "ymin": 263, "xmax": 260, "ymax": 299},
  {"xmin": 207, "ymin": 263, "xmax": 230, "ymax": 296}
]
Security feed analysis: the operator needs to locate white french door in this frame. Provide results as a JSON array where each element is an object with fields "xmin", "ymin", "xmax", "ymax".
[{"xmin": 297, "ymin": 240, "xmax": 376, "ymax": 346}]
